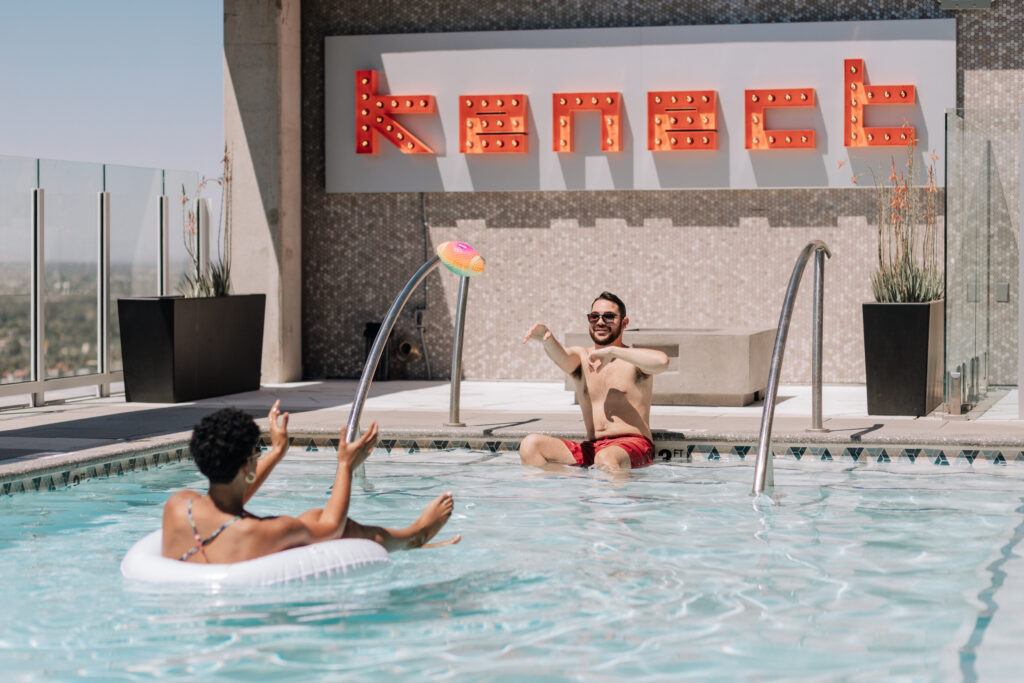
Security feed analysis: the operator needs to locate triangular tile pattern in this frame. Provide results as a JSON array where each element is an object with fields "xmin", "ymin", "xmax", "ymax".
[
  {"xmin": 731, "ymin": 445, "xmax": 752, "ymax": 460},
  {"xmin": 4, "ymin": 438, "xmax": 1024, "ymax": 498}
]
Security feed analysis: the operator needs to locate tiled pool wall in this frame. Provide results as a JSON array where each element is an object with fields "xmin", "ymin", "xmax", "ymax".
[
  {"xmin": 301, "ymin": 2, "xmax": 1023, "ymax": 387},
  {"xmin": 5, "ymin": 433, "xmax": 1023, "ymax": 496},
  {"xmin": 0, "ymin": 446, "xmax": 191, "ymax": 497}
]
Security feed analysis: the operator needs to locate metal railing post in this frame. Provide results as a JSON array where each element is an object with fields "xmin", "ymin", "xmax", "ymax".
[
  {"xmin": 446, "ymin": 276, "xmax": 470, "ymax": 427},
  {"xmin": 195, "ymin": 197, "xmax": 210, "ymax": 281},
  {"xmin": 810, "ymin": 248, "xmax": 826, "ymax": 432},
  {"xmin": 97, "ymin": 190, "xmax": 111, "ymax": 397},
  {"xmin": 30, "ymin": 187, "xmax": 45, "ymax": 407},
  {"xmin": 158, "ymin": 195, "xmax": 169, "ymax": 295}
]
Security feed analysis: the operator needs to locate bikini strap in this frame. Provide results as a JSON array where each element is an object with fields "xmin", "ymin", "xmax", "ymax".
[{"xmin": 180, "ymin": 497, "xmax": 243, "ymax": 562}]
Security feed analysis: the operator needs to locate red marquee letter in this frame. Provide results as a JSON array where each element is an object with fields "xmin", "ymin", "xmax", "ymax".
[
  {"xmin": 845, "ymin": 58, "xmax": 915, "ymax": 147},
  {"xmin": 552, "ymin": 92, "xmax": 622, "ymax": 152},
  {"xmin": 745, "ymin": 88, "xmax": 816, "ymax": 150},
  {"xmin": 647, "ymin": 91, "xmax": 718, "ymax": 151},
  {"xmin": 355, "ymin": 70, "xmax": 436, "ymax": 154},
  {"xmin": 460, "ymin": 95, "xmax": 529, "ymax": 154}
]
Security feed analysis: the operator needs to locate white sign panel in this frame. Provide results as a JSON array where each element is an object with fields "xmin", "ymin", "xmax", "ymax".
[{"xmin": 325, "ymin": 19, "xmax": 955, "ymax": 192}]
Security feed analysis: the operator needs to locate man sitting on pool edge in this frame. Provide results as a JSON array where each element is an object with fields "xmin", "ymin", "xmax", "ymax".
[
  {"xmin": 161, "ymin": 401, "xmax": 460, "ymax": 564},
  {"xmin": 520, "ymin": 291, "xmax": 669, "ymax": 471}
]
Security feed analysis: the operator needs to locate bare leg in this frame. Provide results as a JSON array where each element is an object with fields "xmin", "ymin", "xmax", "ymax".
[
  {"xmin": 593, "ymin": 445, "xmax": 631, "ymax": 471},
  {"xmin": 519, "ymin": 433, "xmax": 577, "ymax": 467},
  {"xmin": 342, "ymin": 492, "xmax": 460, "ymax": 551}
]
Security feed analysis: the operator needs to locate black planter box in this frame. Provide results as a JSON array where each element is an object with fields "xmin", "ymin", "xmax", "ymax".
[
  {"xmin": 862, "ymin": 300, "xmax": 943, "ymax": 416},
  {"xmin": 118, "ymin": 294, "xmax": 266, "ymax": 403}
]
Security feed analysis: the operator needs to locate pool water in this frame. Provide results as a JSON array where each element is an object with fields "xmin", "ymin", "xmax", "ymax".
[{"xmin": 1, "ymin": 450, "xmax": 1023, "ymax": 680}]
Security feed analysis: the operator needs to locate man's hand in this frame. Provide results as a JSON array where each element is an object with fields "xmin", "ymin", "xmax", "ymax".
[
  {"xmin": 268, "ymin": 400, "xmax": 289, "ymax": 452},
  {"xmin": 338, "ymin": 421, "xmax": 379, "ymax": 471},
  {"xmin": 523, "ymin": 323, "xmax": 553, "ymax": 344},
  {"xmin": 588, "ymin": 346, "xmax": 618, "ymax": 372}
]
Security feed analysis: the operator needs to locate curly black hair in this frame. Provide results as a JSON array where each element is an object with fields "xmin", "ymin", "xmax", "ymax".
[{"xmin": 189, "ymin": 407, "xmax": 260, "ymax": 484}]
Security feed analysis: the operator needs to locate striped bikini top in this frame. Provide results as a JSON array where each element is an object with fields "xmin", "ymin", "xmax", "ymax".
[{"xmin": 180, "ymin": 497, "xmax": 246, "ymax": 562}]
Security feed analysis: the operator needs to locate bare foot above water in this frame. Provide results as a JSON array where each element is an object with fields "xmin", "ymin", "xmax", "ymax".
[{"xmin": 410, "ymin": 492, "xmax": 461, "ymax": 549}]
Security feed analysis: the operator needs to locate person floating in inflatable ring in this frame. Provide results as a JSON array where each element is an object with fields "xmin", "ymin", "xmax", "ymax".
[{"xmin": 161, "ymin": 401, "xmax": 460, "ymax": 563}]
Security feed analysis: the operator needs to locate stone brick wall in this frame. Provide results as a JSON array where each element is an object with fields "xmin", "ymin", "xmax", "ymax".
[{"xmin": 301, "ymin": 1, "xmax": 1015, "ymax": 384}]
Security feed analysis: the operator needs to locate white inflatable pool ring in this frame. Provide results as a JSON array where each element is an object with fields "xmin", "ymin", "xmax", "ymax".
[{"xmin": 121, "ymin": 530, "xmax": 391, "ymax": 586}]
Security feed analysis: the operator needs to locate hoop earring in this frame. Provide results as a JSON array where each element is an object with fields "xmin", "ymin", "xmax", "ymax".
[{"xmin": 245, "ymin": 469, "xmax": 257, "ymax": 484}]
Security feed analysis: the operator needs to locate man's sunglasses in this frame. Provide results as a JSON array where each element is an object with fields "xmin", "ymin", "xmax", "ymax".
[{"xmin": 587, "ymin": 312, "xmax": 619, "ymax": 324}]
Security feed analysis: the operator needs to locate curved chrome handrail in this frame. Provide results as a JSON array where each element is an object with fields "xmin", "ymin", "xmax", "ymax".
[
  {"xmin": 345, "ymin": 256, "xmax": 442, "ymax": 445},
  {"xmin": 345, "ymin": 254, "xmax": 476, "ymax": 489},
  {"xmin": 752, "ymin": 240, "xmax": 831, "ymax": 495}
]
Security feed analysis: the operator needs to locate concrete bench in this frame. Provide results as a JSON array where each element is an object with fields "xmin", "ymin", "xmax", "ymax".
[{"xmin": 564, "ymin": 327, "xmax": 776, "ymax": 406}]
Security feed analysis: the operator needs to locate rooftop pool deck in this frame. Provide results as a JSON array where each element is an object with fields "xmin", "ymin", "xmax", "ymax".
[{"xmin": 2, "ymin": 380, "xmax": 1024, "ymax": 493}]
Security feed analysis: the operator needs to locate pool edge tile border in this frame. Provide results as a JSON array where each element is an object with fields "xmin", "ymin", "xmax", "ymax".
[{"xmin": 3, "ymin": 431, "xmax": 1024, "ymax": 496}]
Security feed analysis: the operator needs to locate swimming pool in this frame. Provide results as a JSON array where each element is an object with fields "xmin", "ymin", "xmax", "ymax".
[{"xmin": 2, "ymin": 448, "xmax": 1022, "ymax": 680}]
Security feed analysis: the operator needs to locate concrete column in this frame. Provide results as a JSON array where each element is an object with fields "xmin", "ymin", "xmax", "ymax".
[{"xmin": 224, "ymin": 0, "xmax": 302, "ymax": 383}]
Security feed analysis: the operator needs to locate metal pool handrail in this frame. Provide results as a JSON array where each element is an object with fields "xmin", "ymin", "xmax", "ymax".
[
  {"xmin": 752, "ymin": 240, "xmax": 831, "ymax": 495},
  {"xmin": 346, "ymin": 250, "xmax": 478, "ymax": 444}
]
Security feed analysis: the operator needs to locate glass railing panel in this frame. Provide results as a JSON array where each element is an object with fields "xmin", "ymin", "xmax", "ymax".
[
  {"xmin": 0, "ymin": 156, "xmax": 37, "ymax": 385},
  {"xmin": 105, "ymin": 164, "xmax": 162, "ymax": 372},
  {"xmin": 944, "ymin": 107, "xmax": 1023, "ymax": 402},
  {"xmin": 38, "ymin": 159, "xmax": 103, "ymax": 379},
  {"xmin": 985, "ymin": 140, "xmax": 1018, "ymax": 387},
  {"xmin": 163, "ymin": 169, "xmax": 201, "ymax": 296}
]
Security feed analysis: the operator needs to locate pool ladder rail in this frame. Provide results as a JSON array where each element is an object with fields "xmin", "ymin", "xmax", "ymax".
[
  {"xmin": 752, "ymin": 240, "xmax": 831, "ymax": 497},
  {"xmin": 346, "ymin": 242, "xmax": 484, "ymax": 488}
]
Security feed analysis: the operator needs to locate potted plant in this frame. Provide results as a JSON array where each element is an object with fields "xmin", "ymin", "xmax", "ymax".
[
  {"xmin": 859, "ymin": 142, "xmax": 944, "ymax": 416},
  {"xmin": 118, "ymin": 149, "xmax": 266, "ymax": 402}
]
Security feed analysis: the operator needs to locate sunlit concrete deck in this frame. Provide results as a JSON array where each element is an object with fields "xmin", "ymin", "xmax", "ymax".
[{"xmin": 1, "ymin": 380, "xmax": 1023, "ymax": 481}]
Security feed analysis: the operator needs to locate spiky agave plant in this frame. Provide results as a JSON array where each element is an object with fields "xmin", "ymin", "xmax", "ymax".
[{"xmin": 869, "ymin": 142, "xmax": 943, "ymax": 303}]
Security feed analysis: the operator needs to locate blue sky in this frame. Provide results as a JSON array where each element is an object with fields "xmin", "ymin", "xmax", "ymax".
[{"xmin": 0, "ymin": 0, "xmax": 223, "ymax": 183}]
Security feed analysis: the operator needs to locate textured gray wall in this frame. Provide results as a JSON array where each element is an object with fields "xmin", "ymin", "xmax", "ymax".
[{"xmin": 301, "ymin": 1, "xmax": 1018, "ymax": 384}]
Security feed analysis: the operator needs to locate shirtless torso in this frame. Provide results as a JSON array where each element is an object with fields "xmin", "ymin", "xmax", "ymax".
[
  {"xmin": 519, "ymin": 295, "xmax": 669, "ymax": 471},
  {"xmin": 567, "ymin": 345, "xmax": 654, "ymax": 442}
]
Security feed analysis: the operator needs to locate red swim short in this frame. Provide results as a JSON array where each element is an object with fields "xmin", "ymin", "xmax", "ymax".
[{"xmin": 559, "ymin": 434, "xmax": 655, "ymax": 469}]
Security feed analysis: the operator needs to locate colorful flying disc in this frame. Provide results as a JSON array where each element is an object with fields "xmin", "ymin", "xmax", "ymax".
[{"xmin": 437, "ymin": 241, "xmax": 485, "ymax": 277}]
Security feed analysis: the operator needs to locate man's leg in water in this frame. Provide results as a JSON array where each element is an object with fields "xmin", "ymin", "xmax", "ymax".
[
  {"xmin": 519, "ymin": 433, "xmax": 577, "ymax": 467},
  {"xmin": 592, "ymin": 445, "xmax": 632, "ymax": 471},
  {"xmin": 343, "ymin": 492, "xmax": 460, "ymax": 550}
]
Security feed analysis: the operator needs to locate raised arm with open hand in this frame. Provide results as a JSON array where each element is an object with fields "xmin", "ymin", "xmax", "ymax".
[
  {"xmin": 523, "ymin": 322, "xmax": 582, "ymax": 375},
  {"xmin": 243, "ymin": 400, "xmax": 290, "ymax": 503},
  {"xmin": 296, "ymin": 420, "xmax": 380, "ymax": 543}
]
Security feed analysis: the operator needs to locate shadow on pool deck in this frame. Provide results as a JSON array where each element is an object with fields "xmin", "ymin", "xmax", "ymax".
[{"xmin": 0, "ymin": 381, "xmax": 449, "ymax": 462}]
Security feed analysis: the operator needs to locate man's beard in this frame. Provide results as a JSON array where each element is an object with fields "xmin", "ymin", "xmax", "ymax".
[{"xmin": 589, "ymin": 322, "xmax": 621, "ymax": 346}]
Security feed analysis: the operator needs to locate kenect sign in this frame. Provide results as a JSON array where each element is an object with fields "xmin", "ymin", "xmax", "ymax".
[{"xmin": 325, "ymin": 20, "xmax": 955, "ymax": 192}]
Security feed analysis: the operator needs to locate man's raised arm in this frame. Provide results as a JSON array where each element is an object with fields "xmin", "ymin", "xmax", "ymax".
[
  {"xmin": 588, "ymin": 345, "xmax": 669, "ymax": 375},
  {"xmin": 523, "ymin": 323, "xmax": 582, "ymax": 375}
]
